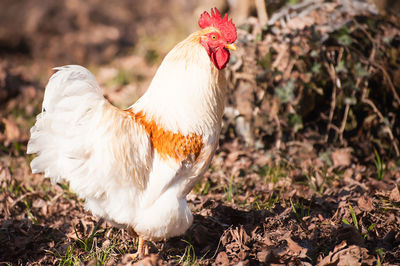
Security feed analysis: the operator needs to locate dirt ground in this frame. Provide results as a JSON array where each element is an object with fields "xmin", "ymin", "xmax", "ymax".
[{"xmin": 1, "ymin": 0, "xmax": 400, "ymax": 265}]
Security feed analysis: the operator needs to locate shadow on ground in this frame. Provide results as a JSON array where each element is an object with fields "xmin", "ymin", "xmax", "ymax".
[{"xmin": 0, "ymin": 219, "xmax": 65, "ymax": 264}]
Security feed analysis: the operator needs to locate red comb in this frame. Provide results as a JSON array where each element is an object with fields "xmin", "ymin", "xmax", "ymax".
[{"xmin": 198, "ymin": 8, "xmax": 237, "ymax": 43}]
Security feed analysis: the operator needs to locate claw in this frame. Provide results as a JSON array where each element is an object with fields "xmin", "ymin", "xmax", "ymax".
[{"xmin": 130, "ymin": 252, "xmax": 143, "ymax": 260}]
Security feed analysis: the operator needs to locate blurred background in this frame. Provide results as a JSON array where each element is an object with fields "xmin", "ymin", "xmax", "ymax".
[
  {"xmin": 1, "ymin": 0, "xmax": 398, "ymax": 157},
  {"xmin": 1, "ymin": 0, "xmax": 400, "ymax": 264}
]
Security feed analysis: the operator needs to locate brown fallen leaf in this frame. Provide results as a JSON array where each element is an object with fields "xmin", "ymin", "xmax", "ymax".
[
  {"xmin": 331, "ymin": 148, "xmax": 352, "ymax": 168},
  {"xmin": 357, "ymin": 195, "xmax": 373, "ymax": 212},
  {"xmin": 389, "ymin": 185, "xmax": 400, "ymax": 202},
  {"xmin": 133, "ymin": 254, "xmax": 160, "ymax": 266},
  {"xmin": 317, "ymin": 241, "xmax": 376, "ymax": 266},
  {"xmin": 283, "ymin": 233, "xmax": 309, "ymax": 259},
  {"xmin": 286, "ymin": 16, "xmax": 316, "ymax": 30},
  {"xmin": 238, "ymin": 250, "xmax": 247, "ymax": 261},
  {"xmin": 263, "ymin": 235, "xmax": 274, "ymax": 246},
  {"xmin": 215, "ymin": 251, "xmax": 230, "ymax": 265},
  {"xmin": 1, "ymin": 117, "xmax": 21, "ymax": 145},
  {"xmin": 257, "ymin": 249, "xmax": 269, "ymax": 263}
]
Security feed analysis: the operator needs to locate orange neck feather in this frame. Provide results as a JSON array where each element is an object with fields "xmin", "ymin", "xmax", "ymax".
[{"xmin": 125, "ymin": 109, "xmax": 203, "ymax": 161}]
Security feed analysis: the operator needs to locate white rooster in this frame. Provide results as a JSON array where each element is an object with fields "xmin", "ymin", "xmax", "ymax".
[{"xmin": 27, "ymin": 8, "xmax": 237, "ymax": 257}]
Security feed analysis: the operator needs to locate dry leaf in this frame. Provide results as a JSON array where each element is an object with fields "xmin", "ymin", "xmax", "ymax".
[
  {"xmin": 389, "ymin": 185, "xmax": 400, "ymax": 202},
  {"xmin": 263, "ymin": 236, "xmax": 274, "ymax": 246},
  {"xmin": 257, "ymin": 249, "xmax": 269, "ymax": 263},
  {"xmin": 331, "ymin": 148, "xmax": 352, "ymax": 168},
  {"xmin": 215, "ymin": 251, "xmax": 230, "ymax": 265},
  {"xmin": 286, "ymin": 16, "xmax": 316, "ymax": 30},
  {"xmin": 357, "ymin": 195, "xmax": 373, "ymax": 212},
  {"xmin": 1, "ymin": 117, "xmax": 21, "ymax": 144},
  {"xmin": 318, "ymin": 241, "xmax": 376, "ymax": 266},
  {"xmin": 133, "ymin": 254, "xmax": 160, "ymax": 266},
  {"xmin": 283, "ymin": 233, "xmax": 309, "ymax": 258}
]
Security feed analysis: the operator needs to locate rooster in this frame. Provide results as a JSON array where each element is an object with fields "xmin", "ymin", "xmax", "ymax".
[{"xmin": 27, "ymin": 8, "xmax": 237, "ymax": 258}]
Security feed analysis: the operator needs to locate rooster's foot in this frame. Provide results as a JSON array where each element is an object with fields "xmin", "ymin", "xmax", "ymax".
[{"xmin": 130, "ymin": 235, "xmax": 148, "ymax": 260}]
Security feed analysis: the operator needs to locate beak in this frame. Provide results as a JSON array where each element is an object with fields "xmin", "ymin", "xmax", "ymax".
[{"xmin": 225, "ymin": 43, "xmax": 237, "ymax": 51}]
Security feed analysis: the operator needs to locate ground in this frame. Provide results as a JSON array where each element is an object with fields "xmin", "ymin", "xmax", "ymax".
[{"xmin": 1, "ymin": 0, "xmax": 400, "ymax": 265}]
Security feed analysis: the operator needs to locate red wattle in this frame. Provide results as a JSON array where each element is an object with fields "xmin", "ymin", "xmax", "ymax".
[{"xmin": 211, "ymin": 48, "xmax": 230, "ymax": 70}]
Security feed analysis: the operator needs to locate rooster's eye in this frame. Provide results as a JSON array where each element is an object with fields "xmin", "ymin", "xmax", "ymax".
[{"xmin": 211, "ymin": 34, "xmax": 218, "ymax": 40}]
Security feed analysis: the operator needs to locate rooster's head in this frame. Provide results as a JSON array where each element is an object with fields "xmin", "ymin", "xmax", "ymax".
[{"xmin": 198, "ymin": 8, "xmax": 237, "ymax": 70}]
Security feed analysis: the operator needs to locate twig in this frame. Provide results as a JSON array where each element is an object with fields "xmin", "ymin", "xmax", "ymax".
[
  {"xmin": 361, "ymin": 88, "xmax": 400, "ymax": 156},
  {"xmin": 358, "ymin": 55, "xmax": 400, "ymax": 107},
  {"xmin": 255, "ymin": 0, "xmax": 268, "ymax": 26},
  {"xmin": 339, "ymin": 103, "xmax": 350, "ymax": 144},
  {"xmin": 292, "ymin": 84, "xmax": 304, "ymax": 106},
  {"xmin": 283, "ymin": 59, "xmax": 295, "ymax": 80},
  {"xmin": 268, "ymin": 0, "xmax": 325, "ymax": 25},
  {"xmin": 211, "ymin": 226, "xmax": 232, "ymax": 259},
  {"xmin": 324, "ymin": 48, "xmax": 344, "ymax": 142},
  {"xmin": 354, "ymin": 22, "xmax": 400, "ymax": 106},
  {"xmin": 274, "ymin": 114, "xmax": 282, "ymax": 150},
  {"xmin": 339, "ymin": 80, "xmax": 358, "ymax": 144},
  {"xmin": 324, "ymin": 62, "xmax": 338, "ymax": 142},
  {"xmin": 271, "ymin": 98, "xmax": 282, "ymax": 150},
  {"xmin": 286, "ymin": 140, "xmax": 313, "ymax": 149},
  {"xmin": 370, "ymin": 62, "xmax": 400, "ymax": 106},
  {"xmin": 297, "ymin": 2, "xmax": 326, "ymax": 18},
  {"xmin": 9, "ymin": 192, "xmax": 41, "ymax": 208},
  {"xmin": 272, "ymin": 44, "xmax": 288, "ymax": 69},
  {"xmin": 353, "ymin": 19, "xmax": 377, "ymax": 62},
  {"xmin": 234, "ymin": 73, "xmax": 257, "ymax": 86}
]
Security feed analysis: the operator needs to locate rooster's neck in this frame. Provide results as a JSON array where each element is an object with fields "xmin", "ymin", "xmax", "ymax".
[{"xmin": 131, "ymin": 32, "xmax": 226, "ymax": 136}]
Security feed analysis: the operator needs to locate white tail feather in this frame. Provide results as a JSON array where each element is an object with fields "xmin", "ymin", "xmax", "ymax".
[{"xmin": 28, "ymin": 65, "xmax": 152, "ymax": 197}]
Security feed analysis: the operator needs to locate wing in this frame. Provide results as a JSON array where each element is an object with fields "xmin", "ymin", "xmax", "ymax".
[{"xmin": 27, "ymin": 65, "xmax": 152, "ymax": 198}]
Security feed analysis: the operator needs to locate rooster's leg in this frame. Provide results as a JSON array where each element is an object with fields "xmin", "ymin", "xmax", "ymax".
[
  {"xmin": 130, "ymin": 235, "xmax": 147, "ymax": 259},
  {"xmin": 127, "ymin": 227, "xmax": 148, "ymax": 259}
]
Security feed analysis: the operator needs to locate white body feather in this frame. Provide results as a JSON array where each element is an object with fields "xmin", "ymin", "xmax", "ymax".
[{"xmin": 27, "ymin": 32, "xmax": 226, "ymax": 241}]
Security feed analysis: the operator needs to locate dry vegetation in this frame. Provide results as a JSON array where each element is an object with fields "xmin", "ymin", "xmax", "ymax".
[{"xmin": 1, "ymin": 0, "xmax": 400, "ymax": 265}]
